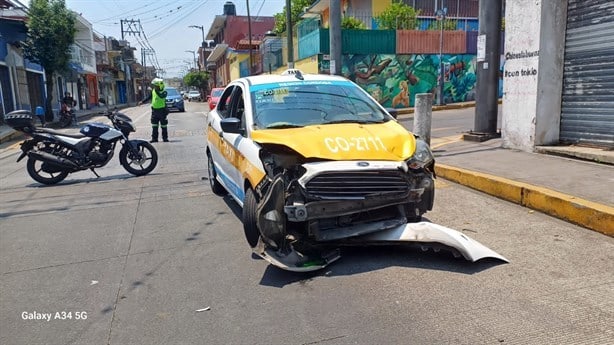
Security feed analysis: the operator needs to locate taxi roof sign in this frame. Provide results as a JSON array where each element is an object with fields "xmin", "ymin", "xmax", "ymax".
[{"xmin": 281, "ymin": 69, "xmax": 304, "ymax": 80}]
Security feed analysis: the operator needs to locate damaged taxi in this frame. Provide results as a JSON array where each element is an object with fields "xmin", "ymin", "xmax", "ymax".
[{"xmin": 206, "ymin": 69, "xmax": 505, "ymax": 271}]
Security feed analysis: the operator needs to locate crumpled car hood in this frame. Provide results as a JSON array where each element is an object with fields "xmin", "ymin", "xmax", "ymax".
[{"xmin": 251, "ymin": 121, "xmax": 416, "ymax": 161}]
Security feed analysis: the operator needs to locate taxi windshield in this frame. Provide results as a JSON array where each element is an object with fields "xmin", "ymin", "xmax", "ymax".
[{"xmin": 251, "ymin": 81, "xmax": 389, "ymax": 129}]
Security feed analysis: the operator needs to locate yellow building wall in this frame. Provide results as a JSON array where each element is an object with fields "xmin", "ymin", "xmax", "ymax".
[
  {"xmin": 229, "ymin": 52, "xmax": 250, "ymax": 82},
  {"xmin": 372, "ymin": 0, "xmax": 391, "ymax": 14},
  {"xmin": 293, "ymin": 56, "xmax": 319, "ymax": 74}
]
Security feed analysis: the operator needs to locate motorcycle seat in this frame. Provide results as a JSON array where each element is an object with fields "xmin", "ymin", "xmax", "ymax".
[{"xmin": 37, "ymin": 128, "xmax": 86, "ymax": 138}]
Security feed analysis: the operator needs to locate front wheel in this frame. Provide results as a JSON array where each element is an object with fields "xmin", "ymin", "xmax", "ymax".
[
  {"xmin": 26, "ymin": 158, "xmax": 69, "ymax": 185},
  {"xmin": 243, "ymin": 188, "xmax": 260, "ymax": 248},
  {"xmin": 119, "ymin": 141, "xmax": 157, "ymax": 176}
]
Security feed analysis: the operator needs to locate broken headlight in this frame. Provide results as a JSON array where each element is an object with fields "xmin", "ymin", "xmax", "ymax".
[{"xmin": 406, "ymin": 139, "xmax": 433, "ymax": 170}]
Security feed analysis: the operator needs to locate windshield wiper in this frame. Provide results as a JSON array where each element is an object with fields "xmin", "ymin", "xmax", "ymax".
[
  {"xmin": 265, "ymin": 123, "xmax": 305, "ymax": 129},
  {"xmin": 322, "ymin": 119, "xmax": 383, "ymax": 125}
]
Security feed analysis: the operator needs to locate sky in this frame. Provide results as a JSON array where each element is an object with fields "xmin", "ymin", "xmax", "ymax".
[{"xmin": 66, "ymin": 0, "xmax": 286, "ymax": 78}]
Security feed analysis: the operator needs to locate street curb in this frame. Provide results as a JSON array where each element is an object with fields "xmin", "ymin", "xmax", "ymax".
[{"xmin": 435, "ymin": 164, "xmax": 614, "ymax": 236}]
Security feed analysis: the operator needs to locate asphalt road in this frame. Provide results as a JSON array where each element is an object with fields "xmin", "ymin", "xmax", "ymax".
[{"xmin": 0, "ymin": 103, "xmax": 612, "ymax": 345}]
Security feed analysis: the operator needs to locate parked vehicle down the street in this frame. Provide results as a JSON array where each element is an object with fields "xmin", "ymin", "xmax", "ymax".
[
  {"xmin": 205, "ymin": 69, "xmax": 507, "ymax": 272},
  {"xmin": 207, "ymin": 87, "xmax": 224, "ymax": 110},
  {"xmin": 187, "ymin": 90, "xmax": 201, "ymax": 102},
  {"xmin": 165, "ymin": 87, "xmax": 185, "ymax": 112}
]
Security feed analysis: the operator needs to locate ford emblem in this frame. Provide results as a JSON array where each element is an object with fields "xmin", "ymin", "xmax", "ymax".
[{"xmin": 357, "ymin": 162, "xmax": 369, "ymax": 167}]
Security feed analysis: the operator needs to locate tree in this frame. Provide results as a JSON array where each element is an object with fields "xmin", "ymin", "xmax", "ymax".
[
  {"xmin": 23, "ymin": 0, "xmax": 76, "ymax": 119},
  {"xmin": 427, "ymin": 19, "xmax": 458, "ymax": 31},
  {"xmin": 273, "ymin": 0, "xmax": 316, "ymax": 35},
  {"xmin": 375, "ymin": 0, "xmax": 420, "ymax": 30},
  {"xmin": 183, "ymin": 71, "xmax": 210, "ymax": 94},
  {"xmin": 341, "ymin": 16, "xmax": 366, "ymax": 30}
]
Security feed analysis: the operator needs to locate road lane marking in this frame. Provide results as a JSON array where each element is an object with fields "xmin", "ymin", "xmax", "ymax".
[{"xmin": 431, "ymin": 135, "xmax": 463, "ymax": 150}]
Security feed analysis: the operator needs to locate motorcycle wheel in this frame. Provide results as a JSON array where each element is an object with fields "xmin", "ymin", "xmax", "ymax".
[
  {"xmin": 119, "ymin": 142, "xmax": 157, "ymax": 176},
  {"xmin": 26, "ymin": 158, "xmax": 69, "ymax": 185}
]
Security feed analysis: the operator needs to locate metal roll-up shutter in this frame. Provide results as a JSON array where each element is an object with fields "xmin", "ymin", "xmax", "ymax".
[{"xmin": 561, "ymin": 0, "xmax": 614, "ymax": 146}]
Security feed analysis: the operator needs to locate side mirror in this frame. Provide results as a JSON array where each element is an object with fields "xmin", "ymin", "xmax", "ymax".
[
  {"xmin": 386, "ymin": 108, "xmax": 399, "ymax": 119},
  {"xmin": 220, "ymin": 117, "xmax": 242, "ymax": 134}
]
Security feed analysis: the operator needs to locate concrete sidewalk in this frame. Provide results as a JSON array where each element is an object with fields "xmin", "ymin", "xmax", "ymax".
[
  {"xmin": 430, "ymin": 137, "xmax": 613, "ymax": 236},
  {"xmin": 2, "ymin": 103, "xmax": 612, "ymax": 236}
]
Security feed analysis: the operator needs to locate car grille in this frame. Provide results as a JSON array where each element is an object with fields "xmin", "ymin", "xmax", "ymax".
[{"xmin": 305, "ymin": 170, "xmax": 410, "ymax": 199}]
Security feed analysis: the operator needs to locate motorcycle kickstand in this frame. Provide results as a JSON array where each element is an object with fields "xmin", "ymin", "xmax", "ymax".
[{"xmin": 90, "ymin": 168, "xmax": 100, "ymax": 178}]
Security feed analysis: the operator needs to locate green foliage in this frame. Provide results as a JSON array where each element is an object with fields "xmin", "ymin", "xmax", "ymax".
[
  {"xmin": 24, "ymin": 0, "xmax": 76, "ymax": 73},
  {"xmin": 375, "ymin": 0, "xmax": 420, "ymax": 30},
  {"xmin": 341, "ymin": 16, "xmax": 366, "ymax": 30},
  {"xmin": 427, "ymin": 19, "xmax": 458, "ymax": 31},
  {"xmin": 273, "ymin": 0, "xmax": 316, "ymax": 34},
  {"xmin": 183, "ymin": 71, "xmax": 209, "ymax": 90}
]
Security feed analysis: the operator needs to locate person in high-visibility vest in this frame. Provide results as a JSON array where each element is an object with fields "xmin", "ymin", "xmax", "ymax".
[{"xmin": 138, "ymin": 78, "xmax": 169, "ymax": 142}]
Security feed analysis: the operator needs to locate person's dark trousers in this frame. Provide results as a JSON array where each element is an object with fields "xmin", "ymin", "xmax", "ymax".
[{"xmin": 151, "ymin": 108, "xmax": 169, "ymax": 142}]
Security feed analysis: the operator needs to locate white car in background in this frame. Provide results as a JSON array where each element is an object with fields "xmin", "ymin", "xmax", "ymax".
[{"xmin": 187, "ymin": 90, "xmax": 201, "ymax": 102}]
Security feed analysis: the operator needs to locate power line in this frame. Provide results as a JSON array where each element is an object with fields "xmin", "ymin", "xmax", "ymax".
[
  {"xmin": 147, "ymin": 0, "xmax": 207, "ymax": 39},
  {"xmin": 93, "ymin": 2, "xmax": 188, "ymax": 24}
]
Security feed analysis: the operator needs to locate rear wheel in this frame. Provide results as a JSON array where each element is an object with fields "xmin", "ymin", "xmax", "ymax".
[
  {"xmin": 26, "ymin": 158, "xmax": 69, "ymax": 185},
  {"xmin": 120, "ymin": 142, "xmax": 157, "ymax": 176},
  {"xmin": 207, "ymin": 153, "xmax": 227, "ymax": 196},
  {"xmin": 243, "ymin": 188, "xmax": 260, "ymax": 248}
]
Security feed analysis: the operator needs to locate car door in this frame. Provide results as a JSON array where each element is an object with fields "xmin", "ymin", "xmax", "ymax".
[
  {"xmin": 218, "ymin": 84, "xmax": 251, "ymax": 204},
  {"xmin": 207, "ymin": 85, "xmax": 236, "ymax": 196}
]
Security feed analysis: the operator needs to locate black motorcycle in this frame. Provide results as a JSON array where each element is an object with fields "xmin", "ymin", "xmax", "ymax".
[
  {"xmin": 4, "ymin": 109, "xmax": 157, "ymax": 185},
  {"xmin": 57, "ymin": 103, "xmax": 76, "ymax": 128}
]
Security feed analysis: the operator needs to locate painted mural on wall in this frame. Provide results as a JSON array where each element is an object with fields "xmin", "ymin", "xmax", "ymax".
[{"xmin": 319, "ymin": 54, "xmax": 479, "ymax": 108}]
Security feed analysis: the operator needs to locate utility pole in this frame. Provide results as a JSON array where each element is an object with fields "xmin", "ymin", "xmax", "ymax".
[
  {"xmin": 465, "ymin": 0, "xmax": 502, "ymax": 141},
  {"xmin": 436, "ymin": 2, "xmax": 447, "ymax": 106},
  {"xmin": 247, "ymin": 0, "xmax": 253, "ymax": 75},
  {"xmin": 120, "ymin": 19, "xmax": 142, "ymax": 105},
  {"xmin": 120, "ymin": 19, "xmax": 141, "ymax": 40},
  {"xmin": 185, "ymin": 50, "xmax": 197, "ymax": 70},
  {"xmin": 329, "ymin": 0, "xmax": 342, "ymax": 75},
  {"xmin": 285, "ymin": 0, "xmax": 294, "ymax": 68}
]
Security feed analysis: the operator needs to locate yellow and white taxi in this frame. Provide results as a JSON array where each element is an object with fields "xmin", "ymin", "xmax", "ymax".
[{"xmin": 206, "ymin": 69, "xmax": 436, "ymax": 270}]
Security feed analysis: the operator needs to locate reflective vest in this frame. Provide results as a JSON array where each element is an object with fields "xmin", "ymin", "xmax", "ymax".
[{"xmin": 151, "ymin": 88, "xmax": 166, "ymax": 109}]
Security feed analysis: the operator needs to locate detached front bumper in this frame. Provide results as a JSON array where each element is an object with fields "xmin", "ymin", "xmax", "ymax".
[{"xmin": 253, "ymin": 221, "xmax": 508, "ymax": 272}]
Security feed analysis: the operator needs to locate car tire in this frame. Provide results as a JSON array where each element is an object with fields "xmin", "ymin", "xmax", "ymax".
[
  {"xmin": 207, "ymin": 153, "xmax": 227, "ymax": 196},
  {"xmin": 243, "ymin": 187, "xmax": 260, "ymax": 248},
  {"xmin": 179, "ymin": 107, "xmax": 185, "ymax": 112}
]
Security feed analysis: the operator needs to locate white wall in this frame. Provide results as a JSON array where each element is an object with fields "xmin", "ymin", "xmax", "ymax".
[
  {"xmin": 502, "ymin": 0, "xmax": 567, "ymax": 151},
  {"xmin": 501, "ymin": 0, "xmax": 541, "ymax": 151}
]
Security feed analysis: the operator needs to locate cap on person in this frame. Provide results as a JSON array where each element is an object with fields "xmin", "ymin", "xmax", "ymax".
[{"xmin": 151, "ymin": 78, "xmax": 164, "ymax": 87}]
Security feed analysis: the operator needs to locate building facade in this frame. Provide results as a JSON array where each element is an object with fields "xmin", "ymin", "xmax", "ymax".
[
  {"xmin": 205, "ymin": 1, "xmax": 275, "ymax": 87},
  {"xmin": 0, "ymin": 0, "xmax": 45, "ymax": 120},
  {"xmin": 502, "ymin": 0, "xmax": 613, "ymax": 150}
]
